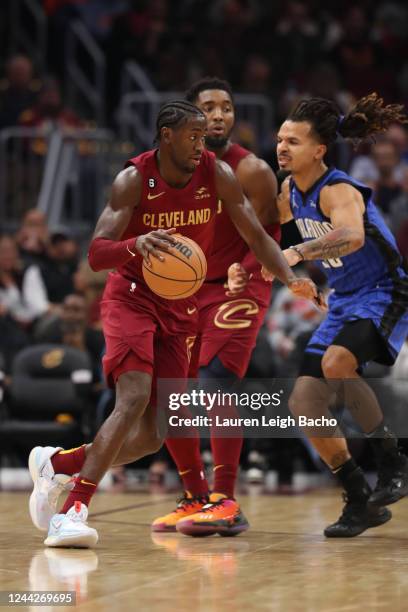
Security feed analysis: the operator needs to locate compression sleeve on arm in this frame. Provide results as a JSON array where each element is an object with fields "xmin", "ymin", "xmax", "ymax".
[{"xmin": 88, "ymin": 236, "xmax": 138, "ymax": 271}]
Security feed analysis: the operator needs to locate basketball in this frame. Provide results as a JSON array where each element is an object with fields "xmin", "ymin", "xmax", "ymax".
[{"xmin": 142, "ymin": 234, "xmax": 207, "ymax": 299}]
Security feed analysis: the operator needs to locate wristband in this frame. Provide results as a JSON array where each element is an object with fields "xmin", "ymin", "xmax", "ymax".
[{"xmin": 289, "ymin": 245, "xmax": 305, "ymax": 261}]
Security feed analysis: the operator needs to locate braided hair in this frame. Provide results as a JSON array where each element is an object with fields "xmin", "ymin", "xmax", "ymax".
[
  {"xmin": 288, "ymin": 93, "xmax": 407, "ymax": 147},
  {"xmin": 155, "ymin": 99, "xmax": 205, "ymax": 143},
  {"xmin": 185, "ymin": 77, "xmax": 234, "ymax": 104}
]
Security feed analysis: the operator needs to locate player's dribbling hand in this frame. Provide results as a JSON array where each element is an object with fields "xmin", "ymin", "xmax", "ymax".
[
  {"xmin": 287, "ymin": 277, "xmax": 328, "ymax": 312},
  {"xmin": 261, "ymin": 266, "xmax": 274, "ymax": 282},
  {"xmin": 227, "ymin": 263, "xmax": 249, "ymax": 294},
  {"xmin": 136, "ymin": 228, "xmax": 177, "ymax": 266}
]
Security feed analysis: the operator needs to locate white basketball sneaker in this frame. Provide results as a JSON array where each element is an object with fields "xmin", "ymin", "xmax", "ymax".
[
  {"xmin": 29, "ymin": 446, "xmax": 72, "ymax": 531},
  {"xmin": 44, "ymin": 502, "xmax": 98, "ymax": 548}
]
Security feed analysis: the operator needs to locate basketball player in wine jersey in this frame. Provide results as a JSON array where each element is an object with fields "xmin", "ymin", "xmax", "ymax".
[
  {"xmin": 152, "ymin": 78, "xmax": 282, "ymax": 536},
  {"xmin": 28, "ymin": 100, "xmax": 320, "ymax": 547}
]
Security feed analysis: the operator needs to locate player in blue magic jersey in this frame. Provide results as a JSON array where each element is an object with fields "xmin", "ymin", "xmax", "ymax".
[{"xmin": 264, "ymin": 93, "xmax": 408, "ymax": 537}]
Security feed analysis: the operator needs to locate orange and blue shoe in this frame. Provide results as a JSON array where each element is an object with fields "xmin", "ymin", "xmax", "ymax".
[
  {"xmin": 176, "ymin": 493, "xmax": 249, "ymax": 537},
  {"xmin": 151, "ymin": 492, "xmax": 209, "ymax": 533}
]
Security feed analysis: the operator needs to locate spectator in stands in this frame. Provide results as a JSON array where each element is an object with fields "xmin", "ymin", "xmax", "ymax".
[
  {"xmin": 107, "ymin": 0, "xmax": 171, "ymax": 110},
  {"xmin": 330, "ymin": 6, "xmax": 397, "ymax": 99},
  {"xmin": 273, "ymin": 1, "xmax": 319, "ymax": 85},
  {"xmin": 304, "ymin": 63, "xmax": 354, "ymax": 114},
  {"xmin": 0, "ymin": 234, "xmax": 50, "ymax": 369},
  {"xmin": 240, "ymin": 54, "xmax": 272, "ymax": 96},
  {"xmin": 387, "ymin": 123, "xmax": 408, "ymax": 164},
  {"xmin": 265, "ymin": 285, "xmax": 325, "ymax": 377},
  {"xmin": 38, "ymin": 226, "xmax": 79, "ymax": 305},
  {"xmin": 0, "ymin": 54, "xmax": 39, "ymax": 129},
  {"xmin": 73, "ymin": 259, "xmax": 108, "ymax": 329},
  {"xmin": 0, "ymin": 234, "xmax": 49, "ymax": 324},
  {"xmin": 15, "ymin": 208, "xmax": 49, "ymax": 267},
  {"xmin": 19, "ymin": 77, "xmax": 82, "ymax": 132},
  {"xmin": 34, "ymin": 293, "xmax": 104, "ymax": 385},
  {"xmin": 350, "ymin": 138, "xmax": 405, "ymax": 216},
  {"xmin": 371, "ymin": 140, "xmax": 404, "ymax": 215},
  {"xmin": 389, "ymin": 166, "xmax": 408, "ymax": 234},
  {"xmin": 373, "ymin": 2, "xmax": 408, "ymax": 70},
  {"xmin": 372, "ymin": 139, "xmax": 402, "ymax": 215}
]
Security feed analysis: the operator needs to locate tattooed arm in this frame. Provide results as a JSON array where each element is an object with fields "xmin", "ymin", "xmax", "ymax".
[{"xmin": 284, "ymin": 183, "xmax": 366, "ymax": 265}]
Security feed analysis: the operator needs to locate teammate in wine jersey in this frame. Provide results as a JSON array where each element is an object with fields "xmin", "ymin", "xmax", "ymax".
[
  {"xmin": 152, "ymin": 78, "xmax": 281, "ymax": 536},
  {"xmin": 264, "ymin": 93, "xmax": 408, "ymax": 537},
  {"xmin": 28, "ymin": 100, "xmax": 320, "ymax": 548}
]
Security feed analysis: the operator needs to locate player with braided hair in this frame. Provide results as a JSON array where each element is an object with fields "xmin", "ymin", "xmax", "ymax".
[
  {"xmin": 262, "ymin": 93, "xmax": 408, "ymax": 537},
  {"xmin": 28, "ymin": 99, "xmax": 320, "ymax": 548},
  {"xmin": 153, "ymin": 100, "xmax": 207, "ymax": 143}
]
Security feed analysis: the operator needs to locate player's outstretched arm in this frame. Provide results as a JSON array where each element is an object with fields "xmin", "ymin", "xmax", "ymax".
[
  {"xmin": 88, "ymin": 166, "xmax": 176, "ymax": 271},
  {"xmin": 284, "ymin": 183, "xmax": 365, "ymax": 266},
  {"xmin": 227, "ymin": 156, "xmax": 280, "ymax": 294},
  {"xmin": 215, "ymin": 159, "xmax": 320, "ymax": 303}
]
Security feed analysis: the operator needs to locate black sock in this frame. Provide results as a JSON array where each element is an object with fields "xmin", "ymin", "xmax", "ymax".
[
  {"xmin": 332, "ymin": 458, "xmax": 371, "ymax": 501},
  {"xmin": 366, "ymin": 420, "xmax": 400, "ymax": 464}
]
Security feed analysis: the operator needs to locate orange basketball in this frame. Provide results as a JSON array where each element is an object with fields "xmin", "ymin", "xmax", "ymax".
[{"xmin": 142, "ymin": 234, "xmax": 207, "ymax": 300}]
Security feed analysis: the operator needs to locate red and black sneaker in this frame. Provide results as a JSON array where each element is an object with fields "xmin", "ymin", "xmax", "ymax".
[
  {"xmin": 151, "ymin": 491, "xmax": 209, "ymax": 533},
  {"xmin": 176, "ymin": 493, "xmax": 249, "ymax": 537}
]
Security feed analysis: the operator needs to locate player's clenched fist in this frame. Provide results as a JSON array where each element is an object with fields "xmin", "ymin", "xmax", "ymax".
[
  {"xmin": 135, "ymin": 228, "xmax": 177, "ymax": 265},
  {"xmin": 227, "ymin": 263, "xmax": 249, "ymax": 295}
]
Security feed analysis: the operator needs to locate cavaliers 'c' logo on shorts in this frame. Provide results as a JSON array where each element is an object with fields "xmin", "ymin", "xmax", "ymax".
[{"xmin": 214, "ymin": 299, "xmax": 259, "ymax": 329}]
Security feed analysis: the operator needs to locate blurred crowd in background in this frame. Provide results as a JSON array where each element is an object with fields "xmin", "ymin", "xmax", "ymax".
[{"xmin": 0, "ymin": 0, "xmax": 407, "ymax": 487}]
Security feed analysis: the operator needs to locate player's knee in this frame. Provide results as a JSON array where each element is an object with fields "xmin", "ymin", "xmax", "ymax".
[
  {"xmin": 116, "ymin": 388, "xmax": 151, "ymax": 421},
  {"xmin": 322, "ymin": 348, "xmax": 356, "ymax": 379}
]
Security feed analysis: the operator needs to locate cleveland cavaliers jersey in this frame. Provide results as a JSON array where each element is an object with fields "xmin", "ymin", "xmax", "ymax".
[
  {"xmin": 118, "ymin": 148, "xmax": 218, "ymax": 283},
  {"xmin": 289, "ymin": 167, "xmax": 408, "ymax": 293},
  {"xmin": 206, "ymin": 143, "xmax": 252, "ymax": 281}
]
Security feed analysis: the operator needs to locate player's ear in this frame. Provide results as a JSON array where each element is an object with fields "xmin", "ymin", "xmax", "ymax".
[
  {"xmin": 161, "ymin": 127, "xmax": 171, "ymax": 144},
  {"xmin": 314, "ymin": 143, "xmax": 327, "ymax": 161}
]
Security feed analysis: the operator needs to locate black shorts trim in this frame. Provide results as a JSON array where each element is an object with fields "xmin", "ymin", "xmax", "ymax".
[{"xmin": 299, "ymin": 319, "xmax": 387, "ymax": 378}]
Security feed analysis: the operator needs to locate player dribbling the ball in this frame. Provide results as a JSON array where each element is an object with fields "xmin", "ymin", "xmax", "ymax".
[{"xmin": 28, "ymin": 100, "xmax": 320, "ymax": 548}]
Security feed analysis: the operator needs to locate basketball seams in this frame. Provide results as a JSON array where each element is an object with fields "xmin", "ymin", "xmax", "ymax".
[
  {"xmin": 142, "ymin": 267, "xmax": 197, "ymax": 299},
  {"xmin": 142, "ymin": 263, "xmax": 204, "ymax": 282},
  {"xmin": 142, "ymin": 235, "xmax": 207, "ymax": 299},
  {"xmin": 180, "ymin": 236, "xmax": 207, "ymax": 279}
]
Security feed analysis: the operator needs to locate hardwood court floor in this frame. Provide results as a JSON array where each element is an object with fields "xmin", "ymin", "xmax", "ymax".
[{"xmin": 1, "ymin": 490, "xmax": 408, "ymax": 611}]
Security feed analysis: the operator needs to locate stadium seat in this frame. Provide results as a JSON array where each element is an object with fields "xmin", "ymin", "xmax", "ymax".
[{"xmin": 0, "ymin": 344, "xmax": 94, "ymax": 463}]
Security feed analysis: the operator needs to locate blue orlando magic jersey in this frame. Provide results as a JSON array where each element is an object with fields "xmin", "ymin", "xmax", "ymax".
[{"xmin": 289, "ymin": 167, "xmax": 407, "ymax": 293}]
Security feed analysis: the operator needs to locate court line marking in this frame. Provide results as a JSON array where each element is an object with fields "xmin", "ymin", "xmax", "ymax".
[{"xmin": 89, "ymin": 495, "xmax": 175, "ymax": 518}]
